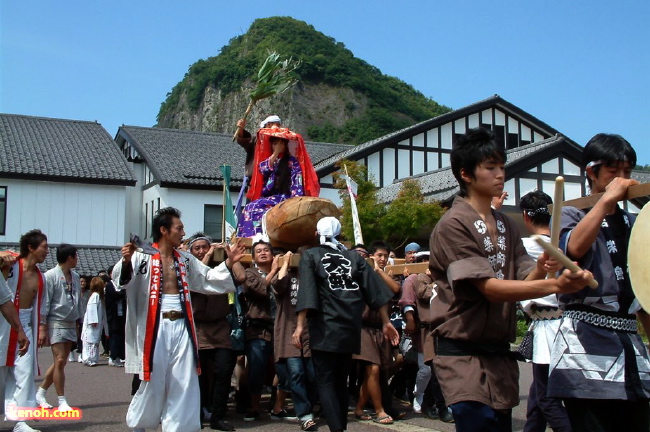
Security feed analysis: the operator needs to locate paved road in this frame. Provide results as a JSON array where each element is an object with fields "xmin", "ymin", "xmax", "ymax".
[{"xmin": 0, "ymin": 349, "xmax": 536, "ymax": 432}]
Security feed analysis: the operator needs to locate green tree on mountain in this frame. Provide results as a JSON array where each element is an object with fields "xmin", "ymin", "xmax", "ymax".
[{"xmin": 157, "ymin": 16, "xmax": 450, "ymax": 145}]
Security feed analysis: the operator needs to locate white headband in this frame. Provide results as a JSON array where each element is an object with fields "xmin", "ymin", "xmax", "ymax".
[
  {"xmin": 188, "ymin": 236, "xmax": 211, "ymax": 248},
  {"xmin": 260, "ymin": 115, "xmax": 281, "ymax": 128},
  {"xmin": 586, "ymin": 156, "xmax": 629, "ymax": 169}
]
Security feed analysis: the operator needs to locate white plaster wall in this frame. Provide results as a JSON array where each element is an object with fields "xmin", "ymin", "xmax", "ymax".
[
  {"xmin": 367, "ymin": 153, "xmax": 381, "ymax": 187},
  {"xmin": 0, "ymin": 178, "xmax": 127, "ymax": 246},
  {"xmin": 382, "ymin": 148, "xmax": 395, "ymax": 187},
  {"xmin": 318, "ymin": 187, "xmax": 342, "ymax": 207}
]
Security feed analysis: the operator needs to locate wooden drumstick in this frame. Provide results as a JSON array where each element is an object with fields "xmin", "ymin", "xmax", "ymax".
[
  {"xmin": 548, "ymin": 176, "xmax": 564, "ymax": 279},
  {"xmin": 532, "ymin": 235, "xmax": 598, "ymax": 289}
]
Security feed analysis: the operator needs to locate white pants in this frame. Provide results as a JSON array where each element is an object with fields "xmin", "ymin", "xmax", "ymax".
[
  {"xmin": 126, "ymin": 313, "xmax": 200, "ymax": 432},
  {"xmin": 1, "ymin": 308, "xmax": 37, "ymax": 419},
  {"xmin": 413, "ymin": 352, "xmax": 432, "ymax": 406},
  {"xmin": 82, "ymin": 342, "xmax": 99, "ymax": 365}
]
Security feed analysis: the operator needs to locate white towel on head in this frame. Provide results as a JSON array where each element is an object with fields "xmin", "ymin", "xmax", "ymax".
[
  {"xmin": 317, "ymin": 217, "xmax": 346, "ymax": 251},
  {"xmin": 260, "ymin": 115, "xmax": 281, "ymax": 128}
]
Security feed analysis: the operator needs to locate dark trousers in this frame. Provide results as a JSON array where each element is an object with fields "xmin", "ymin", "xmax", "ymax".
[
  {"xmin": 108, "ymin": 316, "xmax": 126, "ymax": 361},
  {"xmin": 312, "ymin": 350, "xmax": 351, "ymax": 432},
  {"xmin": 564, "ymin": 397, "xmax": 650, "ymax": 432},
  {"xmin": 451, "ymin": 401, "xmax": 512, "ymax": 432},
  {"xmin": 423, "ymin": 361, "xmax": 447, "ymax": 411},
  {"xmin": 523, "ymin": 363, "xmax": 571, "ymax": 432},
  {"xmin": 211, "ymin": 348, "xmax": 237, "ymax": 420}
]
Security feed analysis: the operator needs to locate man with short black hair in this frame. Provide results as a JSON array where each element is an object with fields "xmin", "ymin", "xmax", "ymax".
[
  {"xmin": 1, "ymin": 230, "xmax": 47, "ymax": 432},
  {"xmin": 548, "ymin": 134, "xmax": 650, "ymax": 431},
  {"xmin": 236, "ymin": 240, "xmax": 284, "ymax": 422},
  {"xmin": 116, "ymin": 207, "xmax": 243, "ymax": 432},
  {"xmin": 37, "ymin": 243, "xmax": 81, "ymax": 412},
  {"xmin": 428, "ymin": 128, "xmax": 590, "ymax": 431}
]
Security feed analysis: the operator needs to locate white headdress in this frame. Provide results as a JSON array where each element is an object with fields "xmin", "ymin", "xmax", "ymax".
[
  {"xmin": 317, "ymin": 217, "xmax": 346, "ymax": 251},
  {"xmin": 260, "ymin": 115, "xmax": 282, "ymax": 128}
]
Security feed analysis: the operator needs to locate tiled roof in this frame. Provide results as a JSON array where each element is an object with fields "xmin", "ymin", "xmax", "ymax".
[
  {"xmin": 376, "ymin": 135, "xmax": 576, "ymax": 204},
  {"xmin": 119, "ymin": 126, "xmax": 351, "ymax": 188},
  {"xmin": 314, "ymin": 95, "xmax": 561, "ymax": 173},
  {"xmin": 0, "ymin": 114, "xmax": 136, "ymax": 185},
  {"xmin": 0, "ymin": 244, "xmax": 121, "ymax": 277},
  {"xmin": 632, "ymin": 170, "xmax": 650, "ymax": 183}
]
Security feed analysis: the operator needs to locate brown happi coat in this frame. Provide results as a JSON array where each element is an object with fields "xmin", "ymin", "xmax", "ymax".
[
  {"xmin": 428, "ymin": 196, "xmax": 535, "ymax": 410},
  {"xmin": 273, "ymin": 269, "xmax": 310, "ymax": 361},
  {"xmin": 190, "ymin": 292, "xmax": 231, "ymax": 349},
  {"xmin": 243, "ymin": 267, "xmax": 275, "ymax": 342}
]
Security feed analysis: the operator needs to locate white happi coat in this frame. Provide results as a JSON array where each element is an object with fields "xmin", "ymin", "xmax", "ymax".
[{"xmin": 112, "ymin": 249, "xmax": 235, "ymax": 378}]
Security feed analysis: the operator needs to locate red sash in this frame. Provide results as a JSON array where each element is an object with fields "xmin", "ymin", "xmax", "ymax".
[
  {"xmin": 141, "ymin": 247, "xmax": 200, "ymax": 381},
  {"xmin": 6, "ymin": 259, "xmax": 43, "ymax": 366}
]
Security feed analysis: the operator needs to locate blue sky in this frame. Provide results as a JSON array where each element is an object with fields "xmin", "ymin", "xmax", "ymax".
[{"xmin": 2, "ymin": 1, "xmax": 648, "ymax": 164}]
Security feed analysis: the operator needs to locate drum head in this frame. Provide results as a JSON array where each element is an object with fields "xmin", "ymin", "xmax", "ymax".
[{"xmin": 629, "ymin": 203, "xmax": 650, "ymax": 311}]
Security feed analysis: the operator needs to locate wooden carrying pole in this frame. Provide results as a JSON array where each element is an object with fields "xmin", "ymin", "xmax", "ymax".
[
  {"xmin": 548, "ymin": 176, "xmax": 564, "ymax": 278},
  {"xmin": 550, "ymin": 183, "xmax": 650, "ymax": 211},
  {"xmin": 532, "ymin": 235, "xmax": 598, "ymax": 289}
]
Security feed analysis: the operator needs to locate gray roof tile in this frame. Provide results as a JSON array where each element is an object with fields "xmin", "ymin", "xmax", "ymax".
[
  {"xmin": 120, "ymin": 126, "xmax": 351, "ymax": 188},
  {"xmin": 0, "ymin": 244, "xmax": 121, "ymax": 277},
  {"xmin": 0, "ymin": 114, "xmax": 136, "ymax": 185}
]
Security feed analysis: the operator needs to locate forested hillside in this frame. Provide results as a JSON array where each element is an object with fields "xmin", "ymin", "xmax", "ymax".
[{"xmin": 157, "ymin": 17, "xmax": 450, "ymax": 144}]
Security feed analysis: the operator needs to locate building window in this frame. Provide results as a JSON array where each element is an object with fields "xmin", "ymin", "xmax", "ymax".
[
  {"xmin": 204, "ymin": 205, "xmax": 224, "ymax": 241},
  {"xmin": 0, "ymin": 187, "xmax": 6, "ymax": 235}
]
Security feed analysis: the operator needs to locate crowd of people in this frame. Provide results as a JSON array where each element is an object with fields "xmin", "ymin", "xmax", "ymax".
[{"xmin": 0, "ymin": 121, "xmax": 647, "ymax": 432}]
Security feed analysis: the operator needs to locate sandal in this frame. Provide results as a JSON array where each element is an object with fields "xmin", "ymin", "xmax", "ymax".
[
  {"xmin": 301, "ymin": 418, "xmax": 318, "ymax": 431},
  {"xmin": 373, "ymin": 414, "xmax": 394, "ymax": 425},
  {"xmin": 354, "ymin": 413, "xmax": 373, "ymax": 421}
]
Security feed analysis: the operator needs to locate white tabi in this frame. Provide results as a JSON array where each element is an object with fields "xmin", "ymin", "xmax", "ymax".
[
  {"xmin": 0, "ymin": 261, "xmax": 45, "ymax": 417},
  {"xmin": 113, "ymin": 249, "xmax": 235, "ymax": 432}
]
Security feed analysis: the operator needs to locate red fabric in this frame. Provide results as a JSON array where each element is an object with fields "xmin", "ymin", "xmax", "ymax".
[
  {"xmin": 246, "ymin": 127, "xmax": 320, "ymax": 201},
  {"xmin": 6, "ymin": 259, "xmax": 43, "ymax": 367},
  {"xmin": 142, "ymin": 246, "xmax": 200, "ymax": 381}
]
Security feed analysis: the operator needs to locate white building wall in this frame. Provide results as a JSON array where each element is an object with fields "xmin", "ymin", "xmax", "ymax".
[
  {"xmin": 0, "ymin": 178, "xmax": 127, "ymax": 246},
  {"xmin": 382, "ymin": 148, "xmax": 395, "ymax": 187},
  {"xmin": 165, "ymin": 188, "xmax": 225, "ymax": 235},
  {"xmin": 318, "ymin": 187, "xmax": 342, "ymax": 207},
  {"xmin": 367, "ymin": 153, "xmax": 381, "ymax": 187}
]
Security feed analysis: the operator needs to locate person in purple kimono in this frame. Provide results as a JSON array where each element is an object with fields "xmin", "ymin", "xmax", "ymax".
[{"xmin": 237, "ymin": 136, "xmax": 304, "ymax": 237}]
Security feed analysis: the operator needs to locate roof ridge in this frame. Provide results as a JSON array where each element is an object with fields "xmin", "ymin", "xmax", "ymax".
[
  {"xmin": 121, "ymin": 125, "xmax": 232, "ymax": 138},
  {"xmin": 0, "ymin": 112, "xmax": 101, "ymax": 125}
]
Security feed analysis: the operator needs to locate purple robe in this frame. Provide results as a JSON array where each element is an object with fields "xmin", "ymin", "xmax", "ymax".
[{"xmin": 237, "ymin": 155, "xmax": 304, "ymax": 238}]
